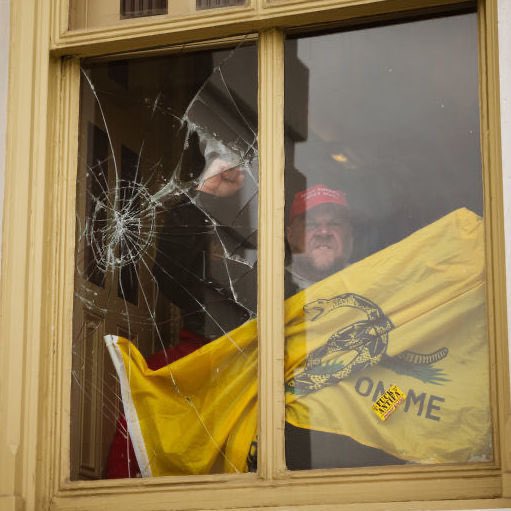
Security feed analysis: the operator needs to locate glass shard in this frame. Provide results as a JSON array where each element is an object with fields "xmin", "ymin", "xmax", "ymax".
[{"xmin": 71, "ymin": 43, "xmax": 258, "ymax": 480}]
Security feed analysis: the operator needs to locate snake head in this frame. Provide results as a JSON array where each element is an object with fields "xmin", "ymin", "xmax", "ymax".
[{"xmin": 303, "ymin": 298, "xmax": 330, "ymax": 321}]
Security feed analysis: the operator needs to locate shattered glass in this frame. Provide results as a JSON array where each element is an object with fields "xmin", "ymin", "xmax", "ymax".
[{"xmin": 70, "ymin": 43, "xmax": 258, "ymax": 480}]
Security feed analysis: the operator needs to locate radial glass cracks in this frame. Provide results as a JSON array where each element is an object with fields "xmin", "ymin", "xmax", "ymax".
[{"xmin": 70, "ymin": 43, "xmax": 259, "ymax": 480}]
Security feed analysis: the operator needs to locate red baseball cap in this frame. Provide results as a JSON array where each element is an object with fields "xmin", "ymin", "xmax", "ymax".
[{"xmin": 289, "ymin": 184, "xmax": 349, "ymax": 222}]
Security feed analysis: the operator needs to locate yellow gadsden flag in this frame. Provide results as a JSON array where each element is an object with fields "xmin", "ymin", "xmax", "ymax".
[{"xmin": 105, "ymin": 208, "xmax": 491, "ymax": 477}]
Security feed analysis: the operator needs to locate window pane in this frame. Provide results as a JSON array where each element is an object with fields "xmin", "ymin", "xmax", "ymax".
[
  {"xmin": 120, "ymin": 0, "xmax": 168, "ymax": 19},
  {"xmin": 68, "ymin": 0, "xmax": 248, "ymax": 30},
  {"xmin": 71, "ymin": 43, "xmax": 258, "ymax": 480},
  {"xmin": 283, "ymin": 12, "xmax": 492, "ymax": 470}
]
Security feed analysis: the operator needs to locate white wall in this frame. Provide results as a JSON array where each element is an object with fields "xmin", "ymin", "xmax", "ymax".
[{"xmin": 0, "ymin": 0, "xmax": 9, "ymax": 267}]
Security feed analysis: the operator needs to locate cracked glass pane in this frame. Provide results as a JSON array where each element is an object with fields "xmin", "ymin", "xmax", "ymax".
[
  {"xmin": 70, "ymin": 42, "xmax": 258, "ymax": 480},
  {"xmin": 283, "ymin": 11, "xmax": 493, "ymax": 469}
]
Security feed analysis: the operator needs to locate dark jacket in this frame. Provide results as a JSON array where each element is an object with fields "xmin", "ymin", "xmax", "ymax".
[{"xmin": 106, "ymin": 193, "xmax": 404, "ymax": 477}]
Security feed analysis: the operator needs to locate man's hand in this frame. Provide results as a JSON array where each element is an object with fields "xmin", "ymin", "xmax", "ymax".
[{"xmin": 197, "ymin": 158, "xmax": 245, "ymax": 197}]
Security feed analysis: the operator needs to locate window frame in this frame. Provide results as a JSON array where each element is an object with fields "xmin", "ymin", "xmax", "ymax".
[{"xmin": 1, "ymin": 0, "xmax": 510, "ymax": 509}]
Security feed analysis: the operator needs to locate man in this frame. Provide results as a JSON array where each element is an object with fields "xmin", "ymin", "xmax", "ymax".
[
  {"xmin": 282, "ymin": 185, "xmax": 404, "ymax": 470},
  {"xmin": 106, "ymin": 165, "xmax": 401, "ymax": 477},
  {"xmin": 153, "ymin": 158, "xmax": 256, "ymax": 340},
  {"xmin": 285, "ymin": 184, "xmax": 353, "ymax": 293},
  {"xmin": 193, "ymin": 173, "xmax": 403, "ymax": 469},
  {"xmin": 107, "ymin": 159, "xmax": 256, "ymax": 477}
]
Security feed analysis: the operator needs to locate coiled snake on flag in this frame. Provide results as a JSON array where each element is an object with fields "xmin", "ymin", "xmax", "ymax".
[{"xmin": 286, "ymin": 293, "xmax": 448, "ymax": 395}]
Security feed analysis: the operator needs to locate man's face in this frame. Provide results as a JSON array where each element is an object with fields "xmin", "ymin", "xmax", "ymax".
[{"xmin": 287, "ymin": 204, "xmax": 352, "ymax": 280}]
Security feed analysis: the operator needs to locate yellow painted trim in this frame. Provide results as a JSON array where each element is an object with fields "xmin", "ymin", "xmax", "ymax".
[
  {"xmin": 0, "ymin": 0, "xmax": 508, "ymax": 509},
  {"xmin": 478, "ymin": 0, "xmax": 500, "ymax": 469},
  {"xmin": 505, "ymin": 472, "xmax": 511, "ymax": 499},
  {"xmin": 479, "ymin": 0, "xmax": 511, "ymax": 477},
  {"xmin": 36, "ymin": 56, "xmax": 66, "ymax": 510},
  {"xmin": 478, "ymin": 0, "xmax": 511, "ymax": 481},
  {"xmin": 55, "ymin": 463, "xmax": 500, "ymax": 492},
  {"xmin": 0, "ymin": 496, "xmax": 24, "ymax": 511},
  {"xmin": 53, "ymin": 58, "xmax": 82, "ymax": 489},
  {"xmin": 258, "ymin": 29, "xmax": 286, "ymax": 479},
  {"xmin": 51, "ymin": 0, "xmax": 471, "ymax": 57},
  {"xmin": 48, "ymin": 473, "xmax": 507, "ymax": 510},
  {"xmin": 85, "ymin": 34, "xmax": 259, "ymax": 62},
  {"xmin": 0, "ymin": 1, "xmax": 52, "ymax": 510}
]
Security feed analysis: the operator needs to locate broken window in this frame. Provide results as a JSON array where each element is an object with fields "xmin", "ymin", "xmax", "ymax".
[
  {"xmin": 283, "ymin": 11, "xmax": 493, "ymax": 469},
  {"xmin": 71, "ymin": 42, "xmax": 259, "ymax": 480},
  {"xmin": 69, "ymin": 7, "xmax": 493, "ymax": 484}
]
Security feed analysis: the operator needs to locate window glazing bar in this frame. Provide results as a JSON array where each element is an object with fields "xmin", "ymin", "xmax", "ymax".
[{"xmin": 257, "ymin": 28, "xmax": 286, "ymax": 479}]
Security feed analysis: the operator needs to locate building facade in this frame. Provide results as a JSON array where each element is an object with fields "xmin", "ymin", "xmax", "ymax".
[{"xmin": 1, "ymin": 0, "xmax": 511, "ymax": 510}]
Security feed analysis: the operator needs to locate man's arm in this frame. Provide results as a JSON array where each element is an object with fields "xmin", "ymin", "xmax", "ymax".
[{"xmin": 197, "ymin": 158, "xmax": 245, "ymax": 197}]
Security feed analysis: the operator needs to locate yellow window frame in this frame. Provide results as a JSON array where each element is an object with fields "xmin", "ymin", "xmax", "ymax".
[{"xmin": 0, "ymin": 0, "xmax": 510, "ymax": 510}]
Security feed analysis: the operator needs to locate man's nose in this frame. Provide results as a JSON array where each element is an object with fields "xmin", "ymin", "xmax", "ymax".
[{"xmin": 316, "ymin": 222, "xmax": 333, "ymax": 234}]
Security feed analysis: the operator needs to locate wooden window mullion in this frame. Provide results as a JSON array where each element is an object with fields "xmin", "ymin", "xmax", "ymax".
[{"xmin": 257, "ymin": 28, "xmax": 286, "ymax": 479}]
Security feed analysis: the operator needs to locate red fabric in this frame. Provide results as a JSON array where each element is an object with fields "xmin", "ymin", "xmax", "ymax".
[
  {"xmin": 289, "ymin": 184, "xmax": 348, "ymax": 222},
  {"xmin": 105, "ymin": 330, "xmax": 206, "ymax": 479}
]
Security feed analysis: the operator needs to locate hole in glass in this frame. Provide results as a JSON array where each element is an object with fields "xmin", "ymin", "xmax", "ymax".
[{"xmin": 71, "ymin": 42, "xmax": 259, "ymax": 480}]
